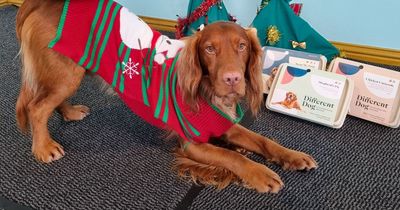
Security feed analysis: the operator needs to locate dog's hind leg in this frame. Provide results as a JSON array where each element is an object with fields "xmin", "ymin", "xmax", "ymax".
[
  {"xmin": 26, "ymin": 58, "xmax": 85, "ymax": 163},
  {"xmin": 19, "ymin": 36, "xmax": 85, "ymax": 163},
  {"xmin": 28, "ymin": 94, "xmax": 67, "ymax": 163},
  {"xmin": 17, "ymin": 0, "xmax": 87, "ymax": 163},
  {"xmin": 27, "ymin": 61, "xmax": 85, "ymax": 163}
]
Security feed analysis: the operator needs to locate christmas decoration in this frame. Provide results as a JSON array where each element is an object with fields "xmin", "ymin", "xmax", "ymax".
[
  {"xmin": 252, "ymin": 0, "xmax": 339, "ymax": 61},
  {"xmin": 266, "ymin": 25, "xmax": 281, "ymax": 45},
  {"xmin": 258, "ymin": 0, "xmax": 303, "ymax": 16},
  {"xmin": 176, "ymin": 0, "xmax": 235, "ymax": 39},
  {"xmin": 257, "ymin": 0, "xmax": 270, "ymax": 14},
  {"xmin": 289, "ymin": 3, "xmax": 303, "ymax": 16},
  {"xmin": 291, "ymin": 40, "xmax": 306, "ymax": 49}
]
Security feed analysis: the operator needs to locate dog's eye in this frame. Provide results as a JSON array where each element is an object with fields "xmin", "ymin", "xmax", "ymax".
[
  {"xmin": 239, "ymin": 43, "xmax": 246, "ymax": 51},
  {"xmin": 205, "ymin": 46, "xmax": 215, "ymax": 54}
]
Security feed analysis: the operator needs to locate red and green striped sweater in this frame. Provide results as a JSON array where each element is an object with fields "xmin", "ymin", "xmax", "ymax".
[{"xmin": 49, "ymin": 0, "xmax": 243, "ymax": 143}]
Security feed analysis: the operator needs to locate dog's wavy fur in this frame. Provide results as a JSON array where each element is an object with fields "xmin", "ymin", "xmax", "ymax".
[
  {"xmin": 16, "ymin": 0, "xmax": 317, "ymax": 193},
  {"xmin": 174, "ymin": 148, "xmax": 241, "ymax": 189},
  {"xmin": 173, "ymin": 136, "xmax": 254, "ymax": 189}
]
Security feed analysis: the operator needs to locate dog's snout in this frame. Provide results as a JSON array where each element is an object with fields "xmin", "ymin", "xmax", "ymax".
[{"xmin": 223, "ymin": 72, "xmax": 242, "ymax": 86}]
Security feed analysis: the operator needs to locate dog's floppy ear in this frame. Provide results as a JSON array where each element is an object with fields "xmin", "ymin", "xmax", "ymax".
[
  {"xmin": 245, "ymin": 28, "xmax": 263, "ymax": 116},
  {"xmin": 177, "ymin": 32, "xmax": 203, "ymax": 111}
]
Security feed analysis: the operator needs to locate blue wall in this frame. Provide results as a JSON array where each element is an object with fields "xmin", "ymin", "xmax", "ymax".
[{"xmin": 116, "ymin": 0, "xmax": 400, "ymax": 50}]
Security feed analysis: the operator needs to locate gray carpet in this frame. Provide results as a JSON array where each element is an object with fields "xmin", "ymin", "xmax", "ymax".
[
  {"xmin": 1, "ymin": 6, "xmax": 400, "ymax": 210},
  {"xmin": 0, "ymin": 6, "xmax": 191, "ymax": 210}
]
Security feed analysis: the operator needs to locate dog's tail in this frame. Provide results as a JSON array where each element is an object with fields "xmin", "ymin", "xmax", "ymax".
[
  {"xmin": 15, "ymin": 0, "xmax": 40, "ymax": 133},
  {"xmin": 16, "ymin": 82, "xmax": 34, "ymax": 133},
  {"xmin": 16, "ymin": 40, "xmax": 36, "ymax": 133}
]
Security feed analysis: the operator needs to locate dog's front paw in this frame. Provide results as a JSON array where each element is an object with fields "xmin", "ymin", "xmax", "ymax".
[
  {"xmin": 32, "ymin": 139, "xmax": 65, "ymax": 163},
  {"xmin": 242, "ymin": 163, "xmax": 284, "ymax": 193},
  {"xmin": 276, "ymin": 149, "xmax": 318, "ymax": 171}
]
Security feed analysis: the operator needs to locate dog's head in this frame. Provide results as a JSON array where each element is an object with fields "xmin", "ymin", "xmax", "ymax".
[
  {"xmin": 285, "ymin": 92, "xmax": 297, "ymax": 103},
  {"xmin": 177, "ymin": 22, "xmax": 263, "ymax": 115}
]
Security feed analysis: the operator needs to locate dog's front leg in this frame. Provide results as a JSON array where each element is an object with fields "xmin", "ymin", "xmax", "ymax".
[
  {"xmin": 181, "ymin": 141, "xmax": 284, "ymax": 193},
  {"xmin": 225, "ymin": 124, "xmax": 318, "ymax": 171}
]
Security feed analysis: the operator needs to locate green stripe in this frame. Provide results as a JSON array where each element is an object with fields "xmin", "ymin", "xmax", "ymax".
[
  {"xmin": 92, "ymin": 3, "xmax": 121, "ymax": 73},
  {"xmin": 77, "ymin": 0, "xmax": 105, "ymax": 65},
  {"xmin": 171, "ymin": 73, "xmax": 192, "ymax": 138},
  {"xmin": 48, "ymin": 0, "xmax": 70, "ymax": 48},
  {"xmin": 171, "ymin": 55, "xmax": 200, "ymax": 137},
  {"xmin": 210, "ymin": 103, "xmax": 244, "ymax": 123},
  {"xmin": 140, "ymin": 48, "xmax": 156, "ymax": 106},
  {"xmin": 184, "ymin": 115, "xmax": 201, "ymax": 137},
  {"xmin": 141, "ymin": 65, "xmax": 150, "ymax": 106},
  {"xmin": 146, "ymin": 50, "xmax": 156, "ymax": 88},
  {"xmin": 183, "ymin": 141, "xmax": 191, "ymax": 151},
  {"xmin": 118, "ymin": 41, "xmax": 125, "ymax": 55},
  {"xmin": 171, "ymin": 73, "xmax": 200, "ymax": 138},
  {"xmin": 139, "ymin": 48, "xmax": 154, "ymax": 106},
  {"xmin": 162, "ymin": 55, "xmax": 180, "ymax": 123},
  {"xmin": 154, "ymin": 63, "xmax": 167, "ymax": 118},
  {"xmin": 119, "ymin": 47, "xmax": 131, "ymax": 92},
  {"xmin": 112, "ymin": 42, "xmax": 125, "ymax": 88},
  {"xmin": 143, "ymin": 47, "xmax": 151, "ymax": 67},
  {"xmin": 85, "ymin": 0, "xmax": 113, "ymax": 69},
  {"xmin": 113, "ymin": 62, "xmax": 121, "ymax": 88}
]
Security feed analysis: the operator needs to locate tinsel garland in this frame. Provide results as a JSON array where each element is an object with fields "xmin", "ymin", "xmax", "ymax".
[
  {"xmin": 257, "ymin": 0, "xmax": 270, "ymax": 14},
  {"xmin": 175, "ymin": 0, "xmax": 220, "ymax": 39},
  {"xmin": 258, "ymin": 1, "xmax": 303, "ymax": 16}
]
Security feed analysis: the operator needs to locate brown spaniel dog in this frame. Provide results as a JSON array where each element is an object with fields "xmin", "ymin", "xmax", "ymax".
[{"xmin": 15, "ymin": 0, "xmax": 316, "ymax": 193}]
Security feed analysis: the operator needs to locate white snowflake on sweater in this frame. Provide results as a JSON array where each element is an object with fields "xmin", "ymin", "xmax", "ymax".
[{"xmin": 122, "ymin": 58, "xmax": 139, "ymax": 79}]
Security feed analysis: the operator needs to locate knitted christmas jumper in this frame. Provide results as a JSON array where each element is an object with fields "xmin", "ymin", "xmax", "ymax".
[{"xmin": 49, "ymin": 0, "xmax": 243, "ymax": 143}]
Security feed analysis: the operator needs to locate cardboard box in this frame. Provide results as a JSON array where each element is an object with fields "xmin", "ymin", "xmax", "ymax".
[
  {"xmin": 266, "ymin": 63, "xmax": 353, "ymax": 128},
  {"xmin": 261, "ymin": 46, "xmax": 327, "ymax": 93},
  {"xmin": 328, "ymin": 58, "xmax": 400, "ymax": 128}
]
